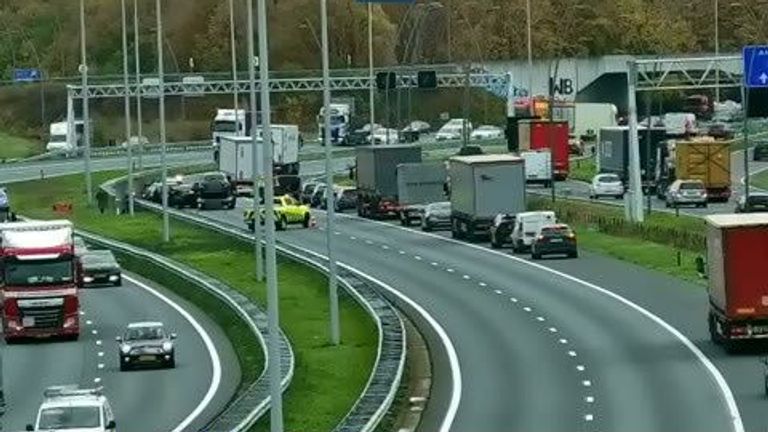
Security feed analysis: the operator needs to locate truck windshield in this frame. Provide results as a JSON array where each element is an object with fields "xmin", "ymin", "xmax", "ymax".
[
  {"xmin": 5, "ymin": 258, "xmax": 73, "ymax": 286},
  {"xmin": 38, "ymin": 406, "xmax": 101, "ymax": 429},
  {"xmin": 213, "ymin": 121, "xmax": 237, "ymax": 133},
  {"xmin": 330, "ymin": 115, "xmax": 345, "ymax": 125},
  {"xmin": 49, "ymin": 134, "xmax": 68, "ymax": 142}
]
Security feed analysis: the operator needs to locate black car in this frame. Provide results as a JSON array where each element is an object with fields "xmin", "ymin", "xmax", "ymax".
[
  {"xmin": 420, "ymin": 201, "xmax": 451, "ymax": 232},
  {"xmin": 489, "ymin": 213, "xmax": 516, "ymax": 248},
  {"xmin": 754, "ymin": 141, "xmax": 768, "ymax": 161},
  {"xmin": 193, "ymin": 173, "xmax": 235, "ymax": 210},
  {"xmin": 275, "ymin": 175, "xmax": 302, "ymax": 199},
  {"xmin": 311, "ymin": 184, "xmax": 327, "ymax": 208},
  {"xmin": 735, "ymin": 193, "xmax": 768, "ymax": 213},
  {"xmin": 81, "ymin": 250, "xmax": 122, "ymax": 286},
  {"xmin": 300, "ymin": 182, "xmax": 318, "ymax": 204},
  {"xmin": 326, "ymin": 187, "xmax": 357, "ymax": 212},
  {"xmin": 168, "ymin": 182, "xmax": 198, "ymax": 209},
  {"xmin": 531, "ymin": 224, "xmax": 578, "ymax": 259},
  {"xmin": 117, "ymin": 322, "xmax": 177, "ymax": 371}
]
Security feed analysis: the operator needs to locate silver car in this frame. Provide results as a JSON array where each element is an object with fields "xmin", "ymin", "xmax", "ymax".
[{"xmin": 665, "ymin": 179, "xmax": 708, "ymax": 208}]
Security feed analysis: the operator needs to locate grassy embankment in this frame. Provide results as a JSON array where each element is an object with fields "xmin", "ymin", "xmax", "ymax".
[
  {"xmin": 8, "ymin": 171, "xmax": 378, "ymax": 432},
  {"xmin": 529, "ymin": 197, "xmax": 706, "ymax": 284},
  {"xmin": 0, "ymin": 131, "xmax": 43, "ymax": 160}
]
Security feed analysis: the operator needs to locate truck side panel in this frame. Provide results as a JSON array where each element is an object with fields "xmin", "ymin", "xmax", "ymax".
[
  {"xmin": 676, "ymin": 141, "xmax": 731, "ymax": 190},
  {"xmin": 449, "ymin": 161, "xmax": 475, "ymax": 216},
  {"xmin": 598, "ymin": 128, "xmax": 627, "ymax": 177},
  {"xmin": 473, "ymin": 162, "xmax": 526, "ymax": 219},
  {"xmin": 723, "ymin": 226, "xmax": 768, "ymax": 318},
  {"xmin": 218, "ymin": 139, "xmax": 238, "ymax": 178},
  {"xmin": 707, "ymin": 224, "xmax": 727, "ymax": 313},
  {"xmin": 356, "ymin": 146, "xmax": 422, "ymax": 197},
  {"xmin": 397, "ymin": 162, "xmax": 447, "ymax": 205}
]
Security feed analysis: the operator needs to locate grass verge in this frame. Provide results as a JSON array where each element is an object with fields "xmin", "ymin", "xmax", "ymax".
[
  {"xmin": 0, "ymin": 131, "xmax": 42, "ymax": 160},
  {"xmin": 569, "ymin": 158, "xmax": 596, "ymax": 183},
  {"xmin": 751, "ymin": 169, "xmax": 768, "ymax": 190},
  {"xmin": 528, "ymin": 196, "xmax": 706, "ymax": 284},
  {"xmin": 8, "ymin": 171, "xmax": 378, "ymax": 432}
]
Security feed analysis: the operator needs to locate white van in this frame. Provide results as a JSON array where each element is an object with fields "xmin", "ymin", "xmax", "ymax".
[
  {"xmin": 46, "ymin": 120, "xmax": 84, "ymax": 156},
  {"xmin": 511, "ymin": 211, "xmax": 556, "ymax": 252},
  {"xmin": 521, "ymin": 151, "xmax": 552, "ymax": 186}
]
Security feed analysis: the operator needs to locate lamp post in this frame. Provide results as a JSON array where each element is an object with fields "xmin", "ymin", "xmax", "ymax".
[
  {"xmin": 715, "ymin": 0, "xmax": 720, "ymax": 103},
  {"xmin": 368, "ymin": 2, "xmax": 375, "ymax": 129},
  {"xmin": 121, "ymin": 0, "xmax": 134, "ymax": 216},
  {"xmin": 526, "ymin": 0, "xmax": 533, "ymax": 115},
  {"xmin": 155, "ymin": 0, "xmax": 170, "ymax": 242},
  {"xmin": 79, "ymin": 0, "xmax": 93, "ymax": 206},
  {"xmin": 255, "ymin": 0, "xmax": 285, "ymax": 428},
  {"xmin": 247, "ymin": 0, "xmax": 264, "ymax": 283},
  {"xmin": 230, "ymin": 0, "xmax": 241, "ymax": 135},
  {"xmin": 133, "ymin": 0, "xmax": 144, "ymax": 170}
]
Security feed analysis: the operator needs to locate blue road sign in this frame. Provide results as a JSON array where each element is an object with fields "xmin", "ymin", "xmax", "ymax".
[
  {"xmin": 743, "ymin": 45, "xmax": 768, "ymax": 88},
  {"xmin": 12, "ymin": 68, "xmax": 42, "ymax": 83}
]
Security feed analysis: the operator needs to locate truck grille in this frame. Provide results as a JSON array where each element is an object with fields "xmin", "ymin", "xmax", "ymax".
[{"xmin": 19, "ymin": 304, "xmax": 64, "ymax": 329}]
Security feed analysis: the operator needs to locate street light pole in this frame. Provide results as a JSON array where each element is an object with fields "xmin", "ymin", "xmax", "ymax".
[
  {"xmin": 322, "ymin": 0, "xmax": 340, "ymax": 346},
  {"xmin": 256, "ymin": 0, "xmax": 284, "ymax": 429},
  {"xmin": 156, "ymin": 0, "xmax": 170, "ymax": 242},
  {"xmin": 526, "ymin": 0, "xmax": 534, "ymax": 115},
  {"xmin": 368, "ymin": 2, "xmax": 375, "ymax": 129},
  {"xmin": 133, "ymin": 0, "xmax": 144, "ymax": 170},
  {"xmin": 230, "ymin": 0, "xmax": 241, "ymax": 135},
  {"xmin": 247, "ymin": 0, "xmax": 264, "ymax": 283},
  {"xmin": 121, "ymin": 0, "xmax": 134, "ymax": 215},
  {"xmin": 79, "ymin": 0, "xmax": 93, "ymax": 206}
]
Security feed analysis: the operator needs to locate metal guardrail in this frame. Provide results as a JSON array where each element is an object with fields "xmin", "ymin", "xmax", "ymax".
[
  {"xmin": 126, "ymin": 189, "xmax": 406, "ymax": 432},
  {"xmin": 98, "ymin": 180, "xmax": 294, "ymax": 432}
]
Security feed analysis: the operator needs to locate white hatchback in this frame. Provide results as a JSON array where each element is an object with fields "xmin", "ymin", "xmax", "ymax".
[{"xmin": 589, "ymin": 173, "xmax": 625, "ymax": 200}]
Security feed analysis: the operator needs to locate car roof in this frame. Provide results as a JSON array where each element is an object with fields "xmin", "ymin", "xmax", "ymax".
[
  {"xmin": 540, "ymin": 223, "xmax": 571, "ymax": 230},
  {"xmin": 517, "ymin": 211, "xmax": 555, "ymax": 218},
  {"xmin": 706, "ymin": 213, "xmax": 768, "ymax": 228},
  {"xmin": 127, "ymin": 321, "xmax": 163, "ymax": 329},
  {"xmin": 42, "ymin": 397, "xmax": 104, "ymax": 409}
]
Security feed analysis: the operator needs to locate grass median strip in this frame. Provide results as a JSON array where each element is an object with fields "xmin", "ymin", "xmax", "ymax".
[{"xmin": 9, "ymin": 171, "xmax": 378, "ymax": 432}]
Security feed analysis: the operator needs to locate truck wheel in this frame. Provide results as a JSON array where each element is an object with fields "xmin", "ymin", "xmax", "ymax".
[
  {"xmin": 490, "ymin": 234, "xmax": 501, "ymax": 249},
  {"xmin": 464, "ymin": 222, "xmax": 475, "ymax": 242},
  {"xmin": 708, "ymin": 313, "xmax": 723, "ymax": 345},
  {"xmin": 302, "ymin": 214, "xmax": 311, "ymax": 228},
  {"xmin": 421, "ymin": 221, "xmax": 432, "ymax": 232},
  {"xmin": 120, "ymin": 360, "xmax": 129, "ymax": 372},
  {"xmin": 451, "ymin": 219, "xmax": 461, "ymax": 239}
]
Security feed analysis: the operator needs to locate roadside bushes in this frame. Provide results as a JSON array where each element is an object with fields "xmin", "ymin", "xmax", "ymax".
[{"xmin": 528, "ymin": 197, "xmax": 706, "ymax": 252}]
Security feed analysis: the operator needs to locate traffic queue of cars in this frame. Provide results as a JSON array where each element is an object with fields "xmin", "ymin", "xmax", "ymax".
[{"xmin": 142, "ymin": 173, "xmax": 236, "ymax": 210}]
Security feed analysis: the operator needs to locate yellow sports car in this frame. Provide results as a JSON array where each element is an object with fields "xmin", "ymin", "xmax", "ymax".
[{"xmin": 244, "ymin": 194, "xmax": 311, "ymax": 231}]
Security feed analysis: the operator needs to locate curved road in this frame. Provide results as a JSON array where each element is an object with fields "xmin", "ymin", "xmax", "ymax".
[
  {"xmin": 2, "ymin": 271, "xmax": 239, "ymax": 432},
  {"xmin": 182, "ymin": 203, "xmax": 739, "ymax": 432}
]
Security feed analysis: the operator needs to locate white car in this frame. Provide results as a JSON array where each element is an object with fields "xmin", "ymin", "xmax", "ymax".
[
  {"xmin": 28, "ymin": 386, "xmax": 116, "ymax": 432},
  {"xmin": 402, "ymin": 120, "xmax": 430, "ymax": 133},
  {"xmin": 470, "ymin": 125, "xmax": 503, "ymax": 140},
  {"xmin": 368, "ymin": 128, "xmax": 400, "ymax": 145},
  {"xmin": 589, "ymin": 173, "xmax": 625, "ymax": 199},
  {"xmin": 121, "ymin": 135, "xmax": 149, "ymax": 148},
  {"xmin": 435, "ymin": 126, "xmax": 465, "ymax": 141}
]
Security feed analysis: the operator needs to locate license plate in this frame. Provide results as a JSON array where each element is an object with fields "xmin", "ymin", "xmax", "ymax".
[
  {"xmin": 139, "ymin": 355, "xmax": 156, "ymax": 361},
  {"xmin": 22, "ymin": 317, "xmax": 35, "ymax": 327},
  {"xmin": 550, "ymin": 238, "xmax": 563, "ymax": 243}
]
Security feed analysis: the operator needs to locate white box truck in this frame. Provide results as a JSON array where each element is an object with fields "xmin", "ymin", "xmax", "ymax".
[
  {"xmin": 448, "ymin": 154, "xmax": 527, "ymax": 241},
  {"xmin": 520, "ymin": 150, "xmax": 552, "ymax": 187},
  {"xmin": 46, "ymin": 120, "xmax": 85, "ymax": 157}
]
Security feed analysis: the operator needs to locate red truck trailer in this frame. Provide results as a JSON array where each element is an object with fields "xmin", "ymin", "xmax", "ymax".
[
  {"xmin": 1, "ymin": 220, "xmax": 81, "ymax": 342},
  {"xmin": 518, "ymin": 120, "xmax": 570, "ymax": 180},
  {"xmin": 706, "ymin": 213, "xmax": 768, "ymax": 351}
]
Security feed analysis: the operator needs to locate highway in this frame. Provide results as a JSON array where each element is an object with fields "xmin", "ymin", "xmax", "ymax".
[
  {"xmin": 179, "ymin": 202, "xmax": 740, "ymax": 432},
  {"xmin": 2, "ymin": 271, "xmax": 240, "ymax": 432}
]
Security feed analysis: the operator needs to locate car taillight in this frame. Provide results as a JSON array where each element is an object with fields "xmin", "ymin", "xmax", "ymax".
[
  {"xmin": 730, "ymin": 326, "xmax": 748, "ymax": 336},
  {"xmin": 5, "ymin": 299, "xmax": 19, "ymax": 316}
]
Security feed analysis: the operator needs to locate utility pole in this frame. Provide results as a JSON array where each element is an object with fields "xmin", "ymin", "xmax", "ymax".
[
  {"xmin": 368, "ymin": 2, "xmax": 375, "ymax": 129},
  {"xmin": 256, "ymin": 0, "xmax": 284, "ymax": 429},
  {"xmin": 714, "ymin": 0, "xmax": 720, "ymax": 103},
  {"xmin": 626, "ymin": 60, "xmax": 644, "ymax": 222},
  {"xmin": 79, "ymin": 0, "xmax": 93, "ymax": 206},
  {"xmin": 548, "ymin": 59, "xmax": 559, "ymax": 203},
  {"xmin": 230, "ymin": 0, "xmax": 241, "ymax": 135},
  {"xmin": 526, "ymin": 0, "xmax": 534, "ymax": 115},
  {"xmin": 133, "ymin": 0, "xmax": 144, "ymax": 170},
  {"xmin": 121, "ymin": 0, "xmax": 134, "ymax": 216},
  {"xmin": 247, "ymin": 0, "xmax": 264, "ymax": 282},
  {"xmin": 156, "ymin": 0, "xmax": 170, "ymax": 241},
  {"xmin": 322, "ymin": 0, "xmax": 340, "ymax": 346},
  {"xmin": 462, "ymin": 62, "xmax": 470, "ymax": 147}
]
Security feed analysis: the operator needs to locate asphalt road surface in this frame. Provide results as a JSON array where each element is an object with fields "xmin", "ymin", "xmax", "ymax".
[
  {"xmin": 1, "ymin": 271, "xmax": 239, "ymax": 432},
  {"xmin": 182, "ymin": 202, "xmax": 739, "ymax": 432}
]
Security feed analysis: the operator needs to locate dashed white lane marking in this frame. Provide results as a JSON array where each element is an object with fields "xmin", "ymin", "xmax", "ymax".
[
  {"xmin": 399, "ymin": 250, "xmax": 406, "ymax": 255},
  {"xmin": 93, "ymin": 378, "xmax": 102, "ymax": 384},
  {"xmin": 478, "ymin": 282, "xmax": 487, "ymax": 287},
  {"xmin": 585, "ymin": 396, "xmax": 595, "ymax": 403},
  {"xmin": 333, "ymin": 231, "xmax": 341, "ymax": 235},
  {"xmin": 91, "ymin": 329, "xmax": 98, "ymax": 335},
  {"xmin": 494, "ymin": 289, "xmax": 502, "ymax": 295},
  {"xmin": 446, "ymin": 268, "xmax": 455, "ymax": 273},
  {"xmin": 365, "ymin": 240, "xmax": 374, "ymax": 245},
  {"xmin": 86, "ymin": 320, "xmax": 93, "ymax": 326},
  {"xmin": 577, "ymin": 365, "xmax": 586, "ymax": 372},
  {"xmin": 582, "ymin": 380, "xmax": 592, "ymax": 387},
  {"xmin": 318, "ymin": 227, "xmax": 326, "ymax": 231},
  {"xmin": 96, "ymin": 340, "xmax": 103, "ymax": 346},
  {"xmin": 463, "ymin": 275, "xmax": 471, "ymax": 280},
  {"xmin": 350, "ymin": 236, "xmax": 357, "ymax": 240},
  {"xmin": 548, "ymin": 327, "xmax": 558, "ymax": 333},
  {"xmin": 431, "ymin": 262, "xmax": 439, "ymax": 266},
  {"xmin": 568, "ymin": 350, "xmax": 577, "ymax": 357},
  {"xmin": 414, "ymin": 255, "xmax": 422, "ymax": 261},
  {"xmin": 381, "ymin": 245, "xmax": 390, "ymax": 250},
  {"xmin": 98, "ymin": 352, "xmax": 105, "ymax": 357},
  {"xmin": 98, "ymin": 363, "xmax": 105, "ymax": 370},
  {"xmin": 510, "ymin": 297, "xmax": 518, "ymax": 303},
  {"xmin": 79, "ymin": 311, "xmax": 86, "ymax": 316},
  {"xmin": 522, "ymin": 306, "xmax": 532, "ymax": 312},
  {"xmin": 584, "ymin": 414, "xmax": 594, "ymax": 421},
  {"xmin": 559, "ymin": 338, "xmax": 568, "ymax": 344},
  {"xmin": 536, "ymin": 316, "xmax": 545, "ymax": 322}
]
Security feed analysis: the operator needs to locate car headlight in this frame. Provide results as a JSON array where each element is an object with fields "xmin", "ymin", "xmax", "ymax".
[
  {"xmin": 109, "ymin": 275, "xmax": 119, "ymax": 282},
  {"xmin": 121, "ymin": 345, "xmax": 131, "ymax": 354},
  {"xmin": 162, "ymin": 342, "xmax": 174, "ymax": 352},
  {"xmin": 83, "ymin": 276, "xmax": 94, "ymax": 283}
]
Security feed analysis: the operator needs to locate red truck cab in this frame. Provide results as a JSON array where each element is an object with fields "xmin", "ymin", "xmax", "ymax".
[
  {"xmin": 1, "ymin": 220, "xmax": 81, "ymax": 342},
  {"xmin": 706, "ymin": 214, "xmax": 768, "ymax": 351}
]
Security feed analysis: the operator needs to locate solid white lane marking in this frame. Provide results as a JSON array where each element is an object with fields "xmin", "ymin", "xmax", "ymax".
[
  {"xmin": 124, "ymin": 275, "xmax": 222, "ymax": 432},
  {"xmin": 585, "ymin": 414, "xmax": 594, "ymax": 421},
  {"xmin": 568, "ymin": 350, "xmax": 577, "ymax": 357},
  {"xmin": 577, "ymin": 365, "xmax": 586, "ymax": 372},
  {"xmin": 325, "ymin": 211, "xmax": 745, "ymax": 432},
  {"xmin": 582, "ymin": 380, "xmax": 592, "ymax": 387}
]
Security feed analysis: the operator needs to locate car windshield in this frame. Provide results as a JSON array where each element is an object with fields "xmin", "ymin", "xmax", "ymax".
[
  {"xmin": 38, "ymin": 406, "xmax": 101, "ymax": 429},
  {"xmin": 330, "ymin": 115, "xmax": 345, "ymax": 125},
  {"xmin": 429, "ymin": 202, "xmax": 451, "ymax": 212},
  {"xmin": 341, "ymin": 190, "xmax": 356, "ymax": 198},
  {"xmin": 680, "ymin": 182, "xmax": 703, "ymax": 190},
  {"xmin": 598, "ymin": 175, "xmax": 620, "ymax": 183},
  {"xmin": 303, "ymin": 184, "xmax": 316, "ymax": 194},
  {"xmin": 4, "ymin": 259, "xmax": 73, "ymax": 286},
  {"xmin": 125, "ymin": 326, "xmax": 164, "ymax": 341},
  {"xmin": 82, "ymin": 251, "xmax": 117, "ymax": 267},
  {"xmin": 213, "ymin": 121, "xmax": 237, "ymax": 133},
  {"xmin": 541, "ymin": 226, "xmax": 572, "ymax": 236}
]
